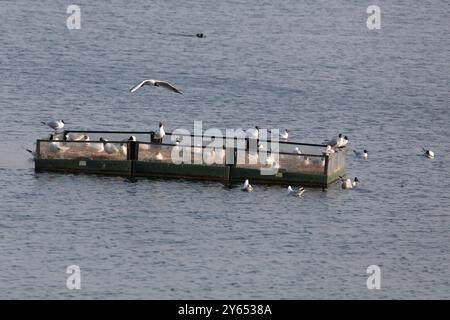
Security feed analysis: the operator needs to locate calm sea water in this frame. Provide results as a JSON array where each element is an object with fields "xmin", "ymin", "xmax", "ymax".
[{"xmin": 0, "ymin": 0, "xmax": 449, "ymax": 299}]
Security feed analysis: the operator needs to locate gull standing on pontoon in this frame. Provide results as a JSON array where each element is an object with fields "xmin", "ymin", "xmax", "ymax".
[{"xmin": 42, "ymin": 120, "xmax": 65, "ymax": 132}]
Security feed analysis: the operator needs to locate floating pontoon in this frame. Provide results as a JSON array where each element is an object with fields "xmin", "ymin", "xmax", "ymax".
[{"xmin": 33, "ymin": 130, "xmax": 346, "ymax": 187}]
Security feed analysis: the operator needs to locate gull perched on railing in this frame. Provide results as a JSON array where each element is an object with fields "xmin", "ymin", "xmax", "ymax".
[
  {"xmin": 42, "ymin": 120, "xmax": 65, "ymax": 132},
  {"xmin": 129, "ymin": 79, "xmax": 183, "ymax": 94},
  {"xmin": 324, "ymin": 133, "xmax": 344, "ymax": 149}
]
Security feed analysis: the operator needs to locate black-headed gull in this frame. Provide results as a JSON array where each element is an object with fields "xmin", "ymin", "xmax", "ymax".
[
  {"xmin": 280, "ymin": 129, "xmax": 289, "ymax": 140},
  {"xmin": 241, "ymin": 179, "xmax": 253, "ymax": 192},
  {"xmin": 324, "ymin": 134, "xmax": 344, "ymax": 148},
  {"xmin": 340, "ymin": 176, "xmax": 353, "ymax": 189},
  {"xmin": 100, "ymin": 138, "xmax": 119, "ymax": 154},
  {"xmin": 65, "ymin": 133, "xmax": 89, "ymax": 141},
  {"xmin": 246, "ymin": 126, "xmax": 260, "ymax": 139},
  {"xmin": 340, "ymin": 135, "xmax": 349, "ymax": 147},
  {"xmin": 287, "ymin": 186, "xmax": 305, "ymax": 197},
  {"xmin": 423, "ymin": 149, "xmax": 434, "ymax": 159},
  {"xmin": 353, "ymin": 149, "xmax": 368, "ymax": 159},
  {"xmin": 42, "ymin": 120, "xmax": 65, "ymax": 131},
  {"xmin": 130, "ymin": 79, "xmax": 183, "ymax": 94},
  {"xmin": 155, "ymin": 121, "xmax": 166, "ymax": 142},
  {"xmin": 48, "ymin": 134, "xmax": 69, "ymax": 153}
]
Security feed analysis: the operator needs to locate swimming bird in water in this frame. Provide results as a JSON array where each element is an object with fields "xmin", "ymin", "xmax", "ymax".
[
  {"xmin": 241, "ymin": 179, "xmax": 253, "ymax": 192},
  {"xmin": 423, "ymin": 149, "xmax": 435, "ymax": 159},
  {"xmin": 353, "ymin": 149, "xmax": 368, "ymax": 159},
  {"xmin": 352, "ymin": 177, "xmax": 359, "ymax": 187},
  {"xmin": 42, "ymin": 120, "xmax": 65, "ymax": 132},
  {"xmin": 341, "ymin": 178, "xmax": 353, "ymax": 189},
  {"xmin": 130, "ymin": 79, "xmax": 183, "ymax": 94},
  {"xmin": 165, "ymin": 32, "xmax": 206, "ymax": 38},
  {"xmin": 287, "ymin": 186, "xmax": 305, "ymax": 197}
]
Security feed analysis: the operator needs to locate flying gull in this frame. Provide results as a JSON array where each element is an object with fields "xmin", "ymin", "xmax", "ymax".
[{"xmin": 130, "ymin": 79, "xmax": 183, "ymax": 94}]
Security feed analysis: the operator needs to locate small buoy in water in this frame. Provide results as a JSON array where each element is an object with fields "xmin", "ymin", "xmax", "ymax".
[
  {"xmin": 423, "ymin": 149, "xmax": 434, "ymax": 159},
  {"xmin": 196, "ymin": 33, "xmax": 204, "ymax": 38},
  {"xmin": 241, "ymin": 179, "xmax": 253, "ymax": 192}
]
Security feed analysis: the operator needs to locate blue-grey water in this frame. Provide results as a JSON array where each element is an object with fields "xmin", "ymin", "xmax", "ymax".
[{"xmin": 0, "ymin": 0, "xmax": 449, "ymax": 299}]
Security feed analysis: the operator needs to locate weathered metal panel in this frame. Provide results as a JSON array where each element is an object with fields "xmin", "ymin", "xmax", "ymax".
[
  {"xmin": 133, "ymin": 161, "xmax": 230, "ymax": 181},
  {"xmin": 35, "ymin": 159, "xmax": 131, "ymax": 176},
  {"xmin": 229, "ymin": 167, "xmax": 328, "ymax": 187}
]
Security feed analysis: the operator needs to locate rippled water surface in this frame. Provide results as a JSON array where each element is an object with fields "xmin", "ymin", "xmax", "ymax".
[{"xmin": 0, "ymin": 0, "xmax": 449, "ymax": 299}]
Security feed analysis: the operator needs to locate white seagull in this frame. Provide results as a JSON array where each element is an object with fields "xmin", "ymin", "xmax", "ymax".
[
  {"xmin": 48, "ymin": 134, "xmax": 69, "ymax": 153},
  {"xmin": 246, "ymin": 126, "xmax": 260, "ymax": 139},
  {"xmin": 216, "ymin": 148, "xmax": 226, "ymax": 164},
  {"xmin": 130, "ymin": 79, "xmax": 183, "ymax": 94},
  {"xmin": 280, "ymin": 129, "xmax": 289, "ymax": 140},
  {"xmin": 88, "ymin": 138, "xmax": 104, "ymax": 153},
  {"xmin": 65, "ymin": 133, "xmax": 88, "ymax": 141},
  {"xmin": 324, "ymin": 134, "xmax": 344, "ymax": 148},
  {"xmin": 340, "ymin": 135, "xmax": 349, "ymax": 147},
  {"xmin": 423, "ymin": 149, "xmax": 435, "ymax": 159},
  {"xmin": 325, "ymin": 145, "xmax": 335, "ymax": 154},
  {"xmin": 341, "ymin": 178, "xmax": 353, "ymax": 189},
  {"xmin": 154, "ymin": 121, "xmax": 166, "ymax": 142},
  {"xmin": 100, "ymin": 138, "xmax": 120, "ymax": 154},
  {"xmin": 241, "ymin": 179, "xmax": 253, "ymax": 192},
  {"xmin": 42, "ymin": 120, "xmax": 65, "ymax": 131},
  {"xmin": 287, "ymin": 186, "xmax": 305, "ymax": 197}
]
